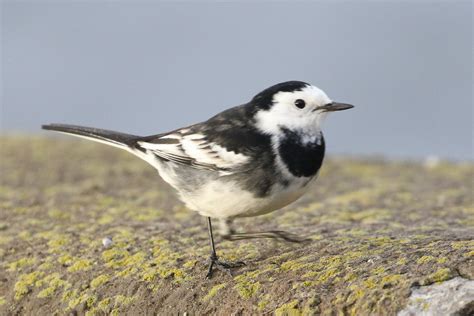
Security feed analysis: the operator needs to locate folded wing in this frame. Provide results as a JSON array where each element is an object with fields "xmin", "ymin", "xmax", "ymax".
[{"xmin": 137, "ymin": 129, "xmax": 250, "ymax": 174}]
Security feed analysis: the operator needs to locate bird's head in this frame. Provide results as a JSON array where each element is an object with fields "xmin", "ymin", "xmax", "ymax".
[{"xmin": 252, "ymin": 81, "xmax": 353, "ymax": 137}]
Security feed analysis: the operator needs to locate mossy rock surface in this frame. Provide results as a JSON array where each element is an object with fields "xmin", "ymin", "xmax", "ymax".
[{"xmin": 0, "ymin": 137, "xmax": 473, "ymax": 315}]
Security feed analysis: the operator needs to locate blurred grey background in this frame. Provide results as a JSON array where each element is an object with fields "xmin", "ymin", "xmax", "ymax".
[{"xmin": 2, "ymin": 1, "xmax": 472, "ymax": 160}]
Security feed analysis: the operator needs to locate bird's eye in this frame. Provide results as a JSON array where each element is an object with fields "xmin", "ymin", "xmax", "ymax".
[{"xmin": 294, "ymin": 99, "xmax": 306, "ymax": 109}]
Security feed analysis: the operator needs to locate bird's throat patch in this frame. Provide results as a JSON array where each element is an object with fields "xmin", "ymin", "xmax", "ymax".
[{"xmin": 278, "ymin": 129, "xmax": 325, "ymax": 178}]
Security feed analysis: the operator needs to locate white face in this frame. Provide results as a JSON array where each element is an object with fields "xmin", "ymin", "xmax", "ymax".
[{"xmin": 254, "ymin": 84, "xmax": 332, "ymax": 138}]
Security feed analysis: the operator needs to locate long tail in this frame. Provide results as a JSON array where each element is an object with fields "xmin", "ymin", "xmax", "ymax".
[{"xmin": 42, "ymin": 123, "xmax": 141, "ymax": 151}]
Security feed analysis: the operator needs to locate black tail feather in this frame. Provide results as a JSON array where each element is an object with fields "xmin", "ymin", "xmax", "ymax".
[{"xmin": 42, "ymin": 123, "xmax": 140, "ymax": 147}]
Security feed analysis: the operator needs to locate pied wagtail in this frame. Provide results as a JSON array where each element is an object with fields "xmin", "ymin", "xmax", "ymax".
[{"xmin": 43, "ymin": 81, "xmax": 354, "ymax": 278}]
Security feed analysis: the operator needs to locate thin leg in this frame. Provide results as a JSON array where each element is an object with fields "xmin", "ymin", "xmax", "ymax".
[
  {"xmin": 206, "ymin": 217, "xmax": 217, "ymax": 277},
  {"xmin": 217, "ymin": 218, "xmax": 309, "ymax": 243},
  {"xmin": 205, "ymin": 217, "xmax": 245, "ymax": 279},
  {"xmin": 223, "ymin": 230, "xmax": 310, "ymax": 243}
]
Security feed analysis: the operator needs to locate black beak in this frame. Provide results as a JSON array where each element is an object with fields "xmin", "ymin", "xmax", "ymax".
[{"xmin": 315, "ymin": 102, "xmax": 354, "ymax": 112}]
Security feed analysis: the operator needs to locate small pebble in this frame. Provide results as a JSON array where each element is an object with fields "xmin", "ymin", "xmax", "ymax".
[{"xmin": 102, "ymin": 237, "xmax": 113, "ymax": 248}]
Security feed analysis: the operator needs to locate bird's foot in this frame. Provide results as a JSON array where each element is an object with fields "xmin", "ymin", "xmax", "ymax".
[
  {"xmin": 206, "ymin": 254, "xmax": 245, "ymax": 279},
  {"xmin": 223, "ymin": 230, "xmax": 310, "ymax": 243}
]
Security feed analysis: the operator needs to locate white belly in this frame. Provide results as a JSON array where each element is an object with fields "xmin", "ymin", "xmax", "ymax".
[
  {"xmin": 178, "ymin": 178, "xmax": 311, "ymax": 219},
  {"xmin": 154, "ymin": 159, "xmax": 314, "ymax": 219}
]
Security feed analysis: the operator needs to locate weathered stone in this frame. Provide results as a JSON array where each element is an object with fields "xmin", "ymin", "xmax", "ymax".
[
  {"xmin": 398, "ymin": 277, "xmax": 474, "ymax": 316},
  {"xmin": 0, "ymin": 137, "xmax": 472, "ymax": 315}
]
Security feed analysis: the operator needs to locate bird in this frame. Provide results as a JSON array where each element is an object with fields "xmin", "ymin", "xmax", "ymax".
[{"xmin": 42, "ymin": 80, "xmax": 354, "ymax": 278}]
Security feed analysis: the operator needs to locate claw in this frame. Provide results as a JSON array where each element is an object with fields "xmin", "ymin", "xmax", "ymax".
[{"xmin": 206, "ymin": 255, "xmax": 245, "ymax": 279}]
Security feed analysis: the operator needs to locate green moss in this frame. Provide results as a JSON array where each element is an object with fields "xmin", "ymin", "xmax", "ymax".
[
  {"xmin": 203, "ymin": 283, "xmax": 227, "ymax": 302},
  {"xmin": 275, "ymin": 299, "xmax": 300, "ymax": 316},
  {"xmin": 90, "ymin": 274, "xmax": 110, "ymax": 288},
  {"xmin": 14, "ymin": 271, "xmax": 44, "ymax": 300},
  {"xmin": 67, "ymin": 259, "xmax": 92, "ymax": 272}
]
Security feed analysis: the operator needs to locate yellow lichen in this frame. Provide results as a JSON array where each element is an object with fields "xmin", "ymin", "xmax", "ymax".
[
  {"xmin": 424, "ymin": 268, "xmax": 453, "ymax": 284},
  {"xmin": 110, "ymin": 308, "xmax": 120, "ymax": 316},
  {"xmin": 38, "ymin": 261, "xmax": 54, "ymax": 271},
  {"xmin": 114, "ymin": 295, "xmax": 136, "ymax": 307},
  {"xmin": 275, "ymin": 299, "xmax": 300, "ymax": 316},
  {"xmin": 381, "ymin": 274, "xmax": 403, "ymax": 286},
  {"xmin": 67, "ymin": 259, "xmax": 92, "ymax": 272},
  {"xmin": 47, "ymin": 235, "xmax": 70, "ymax": 252},
  {"xmin": 67, "ymin": 291, "xmax": 90, "ymax": 310},
  {"xmin": 97, "ymin": 297, "xmax": 111, "ymax": 311},
  {"xmin": 14, "ymin": 271, "xmax": 44, "ymax": 300},
  {"xmin": 86, "ymin": 295, "xmax": 98, "ymax": 308},
  {"xmin": 258, "ymin": 295, "xmax": 271, "ymax": 311},
  {"xmin": 7, "ymin": 257, "xmax": 37, "ymax": 271},
  {"xmin": 0, "ymin": 296, "xmax": 5, "ymax": 306},
  {"xmin": 437, "ymin": 257, "xmax": 448, "ymax": 264},
  {"xmin": 372, "ymin": 267, "xmax": 386, "ymax": 274},
  {"xmin": 90, "ymin": 275, "xmax": 110, "ymax": 288},
  {"xmin": 101, "ymin": 248, "xmax": 130, "ymax": 268},
  {"xmin": 202, "ymin": 283, "xmax": 227, "ymax": 302},
  {"xmin": 116, "ymin": 266, "xmax": 138, "ymax": 278},
  {"xmin": 183, "ymin": 260, "xmax": 197, "ymax": 269},
  {"xmin": 0, "ymin": 235, "xmax": 12, "ymax": 245},
  {"xmin": 280, "ymin": 260, "xmax": 309, "ymax": 272},
  {"xmin": 464, "ymin": 250, "xmax": 474, "ymax": 257},
  {"xmin": 37, "ymin": 273, "xmax": 70, "ymax": 298},
  {"xmin": 451, "ymin": 240, "xmax": 474, "ymax": 249},
  {"xmin": 234, "ymin": 280, "xmax": 261, "ymax": 300},
  {"xmin": 397, "ymin": 258, "xmax": 408, "ymax": 265},
  {"xmin": 57, "ymin": 254, "xmax": 74, "ymax": 266},
  {"xmin": 416, "ymin": 256, "xmax": 435, "ymax": 264}
]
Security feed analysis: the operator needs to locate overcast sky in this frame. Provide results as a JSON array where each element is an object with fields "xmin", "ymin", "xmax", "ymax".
[{"xmin": 2, "ymin": 1, "xmax": 472, "ymax": 160}]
